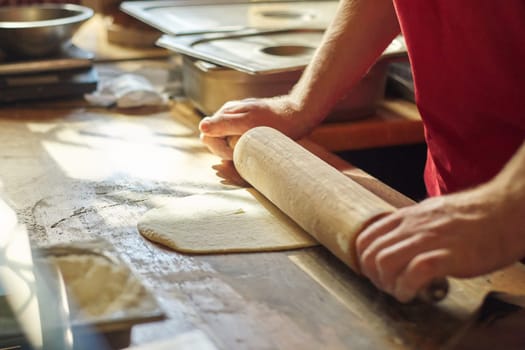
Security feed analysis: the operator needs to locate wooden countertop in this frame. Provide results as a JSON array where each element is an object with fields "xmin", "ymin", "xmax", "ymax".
[{"xmin": 1, "ymin": 88, "xmax": 525, "ymax": 349}]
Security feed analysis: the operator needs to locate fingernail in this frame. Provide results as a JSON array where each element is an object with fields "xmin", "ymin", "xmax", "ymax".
[{"xmin": 199, "ymin": 120, "xmax": 210, "ymax": 132}]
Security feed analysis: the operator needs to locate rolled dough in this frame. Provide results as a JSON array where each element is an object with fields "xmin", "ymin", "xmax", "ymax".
[{"xmin": 137, "ymin": 189, "xmax": 318, "ymax": 253}]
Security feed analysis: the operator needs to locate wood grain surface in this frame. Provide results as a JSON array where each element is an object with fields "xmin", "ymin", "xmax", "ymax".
[
  {"xmin": 2, "ymin": 95, "xmax": 525, "ymax": 350},
  {"xmin": 1, "ymin": 57, "xmax": 525, "ymax": 349}
]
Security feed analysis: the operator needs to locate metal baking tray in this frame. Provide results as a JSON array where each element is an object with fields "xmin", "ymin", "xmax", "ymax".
[
  {"xmin": 121, "ymin": 0, "xmax": 339, "ymax": 35},
  {"xmin": 158, "ymin": 29, "xmax": 406, "ymax": 74},
  {"xmin": 180, "ymin": 55, "xmax": 391, "ymax": 120},
  {"xmin": 1, "ymin": 237, "xmax": 165, "ymax": 349},
  {"xmin": 159, "ymin": 28, "xmax": 322, "ymax": 74},
  {"xmin": 161, "ymin": 30, "xmax": 406, "ymax": 118},
  {"xmin": 38, "ymin": 239, "xmax": 165, "ymax": 327},
  {"xmin": 36, "ymin": 239, "xmax": 165, "ymax": 349}
]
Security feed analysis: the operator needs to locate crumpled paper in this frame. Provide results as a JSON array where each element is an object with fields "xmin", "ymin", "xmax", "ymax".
[{"xmin": 85, "ymin": 74, "xmax": 167, "ymax": 108}]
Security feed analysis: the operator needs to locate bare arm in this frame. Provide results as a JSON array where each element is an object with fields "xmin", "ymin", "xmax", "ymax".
[
  {"xmin": 290, "ymin": 0, "xmax": 401, "ymax": 127},
  {"xmin": 356, "ymin": 141, "xmax": 525, "ymax": 302},
  {"xmin": 199, "ymin": 0, "xmax": 400, "ymax": 159}
]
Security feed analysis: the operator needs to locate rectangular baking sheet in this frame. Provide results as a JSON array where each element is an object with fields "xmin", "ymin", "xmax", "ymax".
[
  {"xmin": 36, "ymin": 238, "xmax": 166, "ymax": 335},
  {"xmin": 158, "ymin": 28, "xmax": 323, "ymax": 74},
  {"xmin": 121, "ymin": 0, "xmax": 339, "ymax": 35},
  {"xmin": 157, "ymin": 29, "xmax": 407, "ymax": 74},
  {"xmin": 1, "ymin": 236, "xmax": 166, "ymax": 349}
]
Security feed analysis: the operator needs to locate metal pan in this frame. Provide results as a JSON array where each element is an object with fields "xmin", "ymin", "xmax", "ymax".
[
  {"xmin": 158, "ymin": 29, "xmax": 406, "ymax": 74},
  {"xmin": 180, "ymin": 55, "xmax": 393, "ymax": 120},
  {"xmin": 162, "ymin": 29, "xmax": 406, "ymax": 119},
  {"xmin": 121, "ymin": 0, "xmax": 339, "ymax": 35}
]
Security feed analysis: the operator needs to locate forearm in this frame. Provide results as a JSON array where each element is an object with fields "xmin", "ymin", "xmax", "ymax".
[
  {"xmin": 290, "ymin": 0, "xmax": 400, "ymax": 127},
  {"xmin": 490, "ymin": 142, "xmax": 525, "ymax": 199},
  {"xmin": 484, "ymin": 141, "xmax": 525, "ymax": 259}
]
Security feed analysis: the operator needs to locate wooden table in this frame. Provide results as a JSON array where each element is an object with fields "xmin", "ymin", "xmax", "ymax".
[
  {"xmin": 2, "ymin": 81, "xmax": 525, "ymax": 349},
  {"xmin": 2, "ymin": 17, "xmax": 525, "ymax": 350}
]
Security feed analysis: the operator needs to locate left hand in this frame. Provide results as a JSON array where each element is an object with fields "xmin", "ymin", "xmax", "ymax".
[
  {"xmin": 355, "ymin": 185, "xmax": 525, "ymax": 302},
  {"xmin": 199, "ymin": 96, "xmax": 311, "ymax": 160}
]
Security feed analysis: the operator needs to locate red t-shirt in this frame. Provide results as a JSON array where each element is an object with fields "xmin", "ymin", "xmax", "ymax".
[{"xmin": 392, "ymin": 1, "xmax": 525, "ymax": 196}]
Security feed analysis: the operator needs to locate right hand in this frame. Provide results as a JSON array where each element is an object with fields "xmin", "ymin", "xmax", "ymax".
[{"xmin": 198, "ymin": 96, "xmax": 316, "ymax": 160}]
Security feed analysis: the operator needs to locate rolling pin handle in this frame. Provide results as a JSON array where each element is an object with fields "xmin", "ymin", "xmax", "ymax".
[{"xmin": 417, "ymin": 277, "xmax": 449, "ymax": 303}]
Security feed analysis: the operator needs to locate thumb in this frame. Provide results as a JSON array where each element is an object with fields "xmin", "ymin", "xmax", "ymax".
[{"xmin": 199, "ymin": 113, "xmax": 253, "ymax": 137}]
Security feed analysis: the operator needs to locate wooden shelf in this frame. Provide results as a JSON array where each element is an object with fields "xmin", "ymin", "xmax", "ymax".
[{"xmin": 309, "ymin": 99, "xmax": 425, "ymax": 151}]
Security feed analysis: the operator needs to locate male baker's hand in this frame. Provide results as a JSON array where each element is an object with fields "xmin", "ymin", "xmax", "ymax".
[
  {"xmin": 355, "ymin": 185, "xmax": 525, "ymax": 302},
  {"xmin": 199, "ymin": 96, "xmax": 314, "ymax": 160}
]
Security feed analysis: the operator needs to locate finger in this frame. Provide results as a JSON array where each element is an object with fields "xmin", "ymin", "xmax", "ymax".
[
  {"xmin": 200, "ymin": 134, "xmax": 233, "ymax": 160},
  {"xmin": 393, "ymin": 249, "xmax": 450, "ymax": 303},
  {"xmin": 355, "ymin": 214, "xmax": 402, "ymax": 284},
  {"xmin": 359, "ymin": 227, "xmax": 407, "ymax": 287},
  {"xmin": 355, "ymin": 213, "xmax": 402, "ymax": 258},
  {"xmin": 199, "ymin": 113, "xmax": 253, "ymax": 137},
  {"xmin": 221, "ymin": 100, "xmax": 244, "ymax": 111},
  {"xmin": 374, "ymin": 233, "xmax": 443, "ymax": 295},
  {"xmin": 221, "ymin": 99, "xmax": 258, "ymax": 113},
  {"xmin": 212, "ymin": 160, "xmax": 248, "ymax": 187}
]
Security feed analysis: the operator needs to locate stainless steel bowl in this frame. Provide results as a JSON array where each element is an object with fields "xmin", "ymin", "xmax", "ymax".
[{"xmin": 0, "ymin": 4, "xmax": 93, "ymax": 58}]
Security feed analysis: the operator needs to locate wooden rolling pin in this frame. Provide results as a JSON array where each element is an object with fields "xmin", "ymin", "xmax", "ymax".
[{"xmin": 232, "ymin": 126, "xmax": 448, "ymax": 302}]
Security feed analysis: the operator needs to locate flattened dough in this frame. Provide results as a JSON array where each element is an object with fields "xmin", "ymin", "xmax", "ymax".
[{"xmin": 138, "ymin": 189, "xmax": 318, "ymax": 253}]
